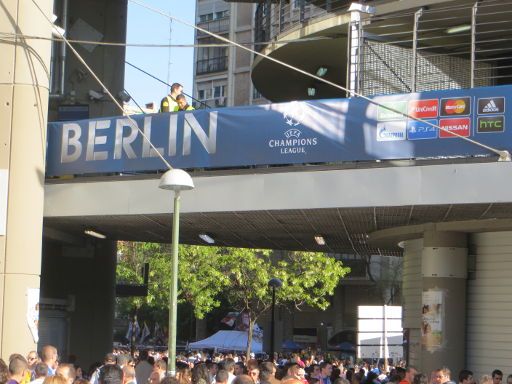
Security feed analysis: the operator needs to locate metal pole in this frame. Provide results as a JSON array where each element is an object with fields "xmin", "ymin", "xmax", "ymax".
[
  {"xmin": 270, "ymin": 286, "xmax": 276, "ymax": 361},
  {"xmin": 383, "ymin": 305, "xmax": 388, "ymax": 373},
  {"xmin": 471, "ymin": 2, "xmax": 478, "ymax": 88},
  {"xmin": 59, "ymin": 0, "xmax": 68, "ymax": 95},
  {"xmin": 168, "ymin": 191, "xmax": 181, "ymax": 377},
  {"xmin": 412, "ymin": 8, "xmax": 423, "ymax": 93}
]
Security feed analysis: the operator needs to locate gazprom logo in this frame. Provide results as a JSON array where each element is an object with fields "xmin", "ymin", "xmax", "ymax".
[
  {"xmin": 284, "ymin": 129, "xmax": 301, "ymax": 139},
  {"xmin": 376, "ymin": 122, "xmax": 406, "ymax": 142}
]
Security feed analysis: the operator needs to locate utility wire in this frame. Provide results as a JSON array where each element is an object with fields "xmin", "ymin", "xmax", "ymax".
[
  {"xmin": 129, "ymin": 0, "xmax": 511, "ymax": 161},
  {"xmin": 126, "ymin": 61, "xmax": 210, "ymax": 109},
  {"xmin": 0, "ymin": 31, "xmax": 331, "ymax": 48},
  {"xmin": 30, "ymin": 0, "xmax": 173, "ymax": 170},
  {"xmin": 123, "ymin": 88, "xmax": 147, "ymax": 114}
]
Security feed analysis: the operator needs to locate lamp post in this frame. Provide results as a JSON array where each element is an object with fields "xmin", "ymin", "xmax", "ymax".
[
  {"xmin": 268, "ymin": 277, "xmax": 282, "ymax": 362},
  {"xmin": 159, "ymin": 169, "xmax": 195, "ymax": 377}
]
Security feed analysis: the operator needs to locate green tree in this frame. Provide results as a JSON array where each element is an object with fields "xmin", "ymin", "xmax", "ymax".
[
  {"xmin": 179, "ymin": 247, "xmax": 350, "ymax": 359},
  {"xmin": 116, "ymin": 243, "xmax": 350, "ymax": 358}
]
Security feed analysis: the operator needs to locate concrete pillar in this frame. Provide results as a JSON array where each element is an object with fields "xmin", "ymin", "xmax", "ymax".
[
  {"xmin": 0, "ymin": 0, "xmax": 53, "ymax": 359},
  {"xmin": 402, "ymin": 238, "xmax": 423, "ymax": 368},
  {"xmin": 420, "ymin": 230, "xmax": 467, "ymax": 375},
  {"xmin": 41, "ymin": 239, "xmax": 116, "ymax": 367}
]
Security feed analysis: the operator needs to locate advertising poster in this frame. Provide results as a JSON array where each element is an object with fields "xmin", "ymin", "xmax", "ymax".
[
  {"xmin": 26, "ymin": 288, "xmax": 40, "ymax": 343},
  {"xmin": 46, "ymin": 85, "xmax": 512, "ymax": 176},
  {"xmin": 421, "ymin": 290, "xmax": 443, "ymax": 351}
]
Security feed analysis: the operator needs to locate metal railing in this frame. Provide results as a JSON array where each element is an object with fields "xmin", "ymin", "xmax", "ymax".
[
  {"xmin": 350, "ymin": 0, "xmax": 512, "ymax": 96},
  {"xmin": 255, "ymin": 0, "xmax": 351, "ymax": 50},
  {"xmin": 196, "ymin": 56, "xmax": 228, "ymax": 75},
  {"xmin": 197, "ymin": 17, "xmax": 230, "ymax": 38}
]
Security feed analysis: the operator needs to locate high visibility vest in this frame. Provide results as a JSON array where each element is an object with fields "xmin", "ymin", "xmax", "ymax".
[{"xmin": 159, "ymin": 95, "xmax": 178, "ymax": 113}]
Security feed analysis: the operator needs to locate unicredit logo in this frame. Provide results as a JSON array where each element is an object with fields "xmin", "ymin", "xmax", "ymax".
[
  {"xmin": 414, "ymin": 105, "xmax": 437, "ymax": 112},
  {"xmin": 408, "ymin": 99, "xmax": 439, "ymax": 118}
]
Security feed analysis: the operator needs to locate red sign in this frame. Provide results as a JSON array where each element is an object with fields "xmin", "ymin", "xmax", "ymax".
[
  {"xmin": 439, "ymin": 118, "xmax": 471, "ymax": 138},
  {"xmin": 408, "ymin": 99, "xmax": 439, "ymax": 118}
]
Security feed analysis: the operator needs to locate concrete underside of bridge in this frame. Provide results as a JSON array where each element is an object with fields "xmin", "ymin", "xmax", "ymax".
[{"xmin": 44, "ymin": 160, "xmax": 512, "ymax": 255}]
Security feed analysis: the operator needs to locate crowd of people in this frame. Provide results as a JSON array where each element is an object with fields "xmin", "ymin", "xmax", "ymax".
[{"xmin": 0, "ymin": 345, "xmax": 510, "ymax": 384}]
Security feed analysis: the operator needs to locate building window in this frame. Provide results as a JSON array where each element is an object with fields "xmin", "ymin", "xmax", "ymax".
[
  {"xmin": 199, "ymin": 13, "xmax": 213, "ymax": 23},
  {"xmin": 198, "ymin": 90, "xmax": 205, "ymax": 100},
  {"xmin": 215, "ymin": 10, "xmax": 229, "ymax": 19},
  {"xmin": 214, "ymin": 85, "xmax": 225, "ymax": 98}
]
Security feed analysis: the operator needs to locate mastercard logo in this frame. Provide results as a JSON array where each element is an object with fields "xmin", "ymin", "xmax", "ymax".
[
  {"xmin": 440, "ymin": 97, "xmax": 471, "ymax": 116},
  {"xmin": 444, "ymin": 99, "xmax": 466, "ymax": 114}
]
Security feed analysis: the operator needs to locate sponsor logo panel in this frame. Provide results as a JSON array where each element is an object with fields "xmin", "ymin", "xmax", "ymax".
[
  {"xmin": 440, "ymin": 97, "xmax": 471, "ymax": 116},
  {"xmin": 477, "ymin": 115, "xmax": 505, "ymax": 133},
  {"xmin": 407, "ymin": 119, "xmax": 438, "ymax": 140},
  {"xmin": 408, "ymin": 99, "xmax": 439, "ymax": 118},
  {"xmin": 477, "ymin": 97, "xmax": 505, "ymax": 115},
  {"xmin": 377, "ymin": 101, "xmax": 408, "ymax": 121},
  {"xmin": 376, "ymin": 121, "xmax": 407, "ymax": 142},
  {"xmin": 439, "ymin": 118, "xmax": 471, "ymax": 138}
]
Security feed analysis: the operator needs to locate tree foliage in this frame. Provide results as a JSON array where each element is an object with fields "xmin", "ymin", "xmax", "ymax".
[{"xmin": 116, "ymin": 242, "xmax": 350, "ymax": 356}]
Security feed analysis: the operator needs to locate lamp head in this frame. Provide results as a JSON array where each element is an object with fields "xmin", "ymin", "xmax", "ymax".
[
  {"xmin": 268, "ymin": 278, "xmax": 283, "ymax": 288},
  {"xmin": 159, "ymin": 169, "xmax": 194, "ymax": 192}
]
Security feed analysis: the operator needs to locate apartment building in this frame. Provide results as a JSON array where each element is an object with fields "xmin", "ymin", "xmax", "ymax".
[{"xmin": 193, "ymin": 0, "xmax": 267, "ymax": 108}]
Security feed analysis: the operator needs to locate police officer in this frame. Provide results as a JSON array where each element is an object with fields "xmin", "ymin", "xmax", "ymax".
[{"xmin": 160, "ymin": 82, "xmax": 183, "ymax": 112}]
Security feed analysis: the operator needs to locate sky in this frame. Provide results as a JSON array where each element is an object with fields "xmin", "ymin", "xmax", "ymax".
[{"xmin": 124, "ymin": 0, "xmax": 196, "ymax": 109}]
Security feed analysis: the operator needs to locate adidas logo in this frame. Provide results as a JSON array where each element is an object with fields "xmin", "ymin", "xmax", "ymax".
[{"xmin": 483, "ymin": 100, "xmax": 500, "ymax": 113}]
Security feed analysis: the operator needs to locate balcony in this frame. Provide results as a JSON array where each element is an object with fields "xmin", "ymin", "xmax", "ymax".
[
  {"xmin": 193, "ymin": 97, "xmax": 227, "ymax": 109},
  {"xmin": 197, "ymin": 17, "xmax": 230, "ymax": 38},
  {"xmin": 196, "ymin": 56, "xmax": 228, "ymax": 75},
  {"xmin": 255, "ymin": 0, "xmax": 351, "ymax": 47}
]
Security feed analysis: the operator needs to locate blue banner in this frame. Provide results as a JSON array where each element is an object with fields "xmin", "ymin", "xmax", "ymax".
[{"xmin": 46, "ymin": 85, "xmax": 512, "ymax": 176}]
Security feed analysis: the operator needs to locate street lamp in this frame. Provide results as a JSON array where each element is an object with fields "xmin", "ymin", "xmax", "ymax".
[
  {"xmin": 159, "ymin": 169, "xmax": 195, "ymax": 377},
  {"xmin": 268, "ymin": 277, "xmax": 282, "ymax": 362}
]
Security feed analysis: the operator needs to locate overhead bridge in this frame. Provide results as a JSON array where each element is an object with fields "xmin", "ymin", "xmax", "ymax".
[{"xmin": 45, "ymin": 85, "xmax": 512, "ymax": 254}]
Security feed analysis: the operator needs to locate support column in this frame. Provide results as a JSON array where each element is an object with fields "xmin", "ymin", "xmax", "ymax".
[
  {"xmin": 420, "ymin": 230, "xmax": 467, "ymax": 375},
  {"xmin": 0, "ymin": 0, "xmax": 53, "ymax": 359}
]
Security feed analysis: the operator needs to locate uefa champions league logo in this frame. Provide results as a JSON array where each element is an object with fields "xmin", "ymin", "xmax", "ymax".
[
  {"xmin": 283, "ymin": 101, "xmax": 306, "ymax": 126},
  {"xmin": 284, "ymin": 128, "xmax": 301, "ymax": 139}
]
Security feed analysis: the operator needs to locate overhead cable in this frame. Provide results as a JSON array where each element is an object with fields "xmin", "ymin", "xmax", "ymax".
[
  {"xmin": 0, "ymin": 31, "xmax": 332, "ymax": 48},
  {"xmin": 31, "ymin": 0, "xmax": 173, "ymax": 170},
  {"xmin": 125, "ymin": 61, "xmax": 210, "ymax": 109}
]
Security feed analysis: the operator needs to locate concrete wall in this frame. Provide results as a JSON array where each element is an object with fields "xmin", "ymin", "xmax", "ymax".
[
  {"xmin": 467, "ymin": 231, "xmax": 512, "ymax": 378},
  {"xmin": 48, "ymin": 0, "xmax": 127, "ymax": 120},
  {"xmin": 41, "ymin": 237, "xmax": 116, "ymax": 367},
  {"xmin": 402, "ymin": 238, "xmax": 423, "ymax": 368}
]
